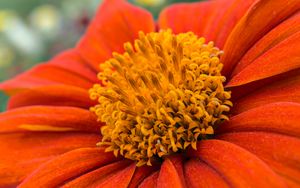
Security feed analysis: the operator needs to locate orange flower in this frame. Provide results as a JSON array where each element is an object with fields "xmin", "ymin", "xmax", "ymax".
[{"xmin": 1, "ymin": 0, "xmax": 300, "ymax": 187}]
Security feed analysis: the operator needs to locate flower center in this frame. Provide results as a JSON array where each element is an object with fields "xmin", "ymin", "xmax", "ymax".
[{"xmin": 89, "ymin": 30, "xmax": 232, "ymax": 166}]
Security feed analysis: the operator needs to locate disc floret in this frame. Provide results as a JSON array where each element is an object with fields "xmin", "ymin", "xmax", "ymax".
[{"xmin": 89, "ymin": 30, "xmax": 232, "ymax": 166}]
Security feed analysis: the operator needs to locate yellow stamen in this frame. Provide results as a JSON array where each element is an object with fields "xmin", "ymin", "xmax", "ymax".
[{"xmin": 89, "ymin": 30, "xmax": 232, "ymax": 166}]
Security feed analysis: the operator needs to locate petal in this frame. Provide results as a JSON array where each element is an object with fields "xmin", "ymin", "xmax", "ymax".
[
  {"xmin": 226, "ymin": 68, "xmax": 300, "ymax": 100},
  {"xmin": 217, "ymin": 132, "xmax": 300, "ymax": 186},
  {"xmin": 157, "ymin": 156, "xmax": 186, "ymax": 188},
  {"xmin": 232, "ymin": 73, "xmax": 300, "ymax": 114},
  {"xmin": 48, "ymin": 49, "xmax": 97, "ymax": 82},
  {"xmin": 284, "ymin": 179, "xmax": 300, "ymax": 188},
  {"xmin": 62, "ymin": 160, "xmax": 132, "ymax": 188},
  {"xmin": 128, "ymin": 165, "xmax": 159, "ymax": 188},
  {"xmin": 212, "ymin": 0, "xmax": 256, "ymax": 47},
  {"xmin": 0, "ymin": 106, "xmax": 101, "ymax": 133},
  {"xmin": 227, "ymin": 31, "xmax": 300, "ymax": 87},
  {"xmin": 0, "ymin": 64, "xmax": 94, "ymax": 95},
  {"xmin": 218, "ymin": 102, "xmax": 300, "ymax": 137},
  {"xmin": 93, "ymin": 163, "xmax": 136, "ymax": 188},
  {"xmin": 0, "ymin": 132, "xmax": 99, "ymax": 187},
  {"xmin": 188, "ymin": 139, "xmax": 286, "ymax": 187},
  {"xmin": 19, "ymin": 147, "xmax": 119, "ymax": 188},
  {"xmin": 77, "ymin": 0, "xmax": 155, "ymax": 70},
  {"xmin": 221, "ymin": 0, "xmax": 300, "ymax": 76},
  {"xmin": 138, "ymin": 171, "xmax": 159, "ymax": 188},
  {"xmin": 158, "ymin": 0, "xmax": 255, "ymax": 48},
  {"xmin": 231, "ymin": 11, "xmax": 300, "ymax": 76},
  {"xmin": 184, "ymin": 159, "xmax": 229, "ymax": 188},
  {"xmin": 158, "ymin": 1, "xmax": 217, "ymax": 37},
  {"xmin": 7, "ymin": 85, "xmax": 96, "ymax": 110}
]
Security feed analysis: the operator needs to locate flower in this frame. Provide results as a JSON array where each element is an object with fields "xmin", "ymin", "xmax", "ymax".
[{"xmin": 0, "ymin": 0, "xmax": 300, "ymax": 187}]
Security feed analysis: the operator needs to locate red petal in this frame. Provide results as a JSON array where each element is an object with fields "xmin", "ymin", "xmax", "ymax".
[
  {"xmin": 48, "ymin": 49, "xmax": 97, "ymax": 82},
  {"xmin": 284, "ymin": 179, "xmax": 300, "ymax": 188},
  {"xmin": 62, "ymin": 160, "xmax": 132, "ymax": 188},
  {"xmin": 19, "ymin": 147, "xmax": 118, "ymax": 188},
  {"xmin": 0, "ymin": 106, "xmax": 101, "ymax": 133},
  {"xmin": 0, "ymin": 64, "xmax": 93, "ymax": 95},
  {"xmin": 158, "ymin": 0, "xmax": 255, "ymax": 48},
  {"xmin": 221, "ymin": 0, "xmax": 300, "ymax": 76},
  {"xmin": 128, "ymin": 165, "xmax": 159, "ymax": 188},
  {"xmin": 77, "ymin": 0, "xmax": 155, "ymax": 70},
  {"xmin": 218, "ymin": 132, "xmax": 300, "ymax": 186},
  {"xmin": 157, "ymin": 156, "xmax": 186, "ymax": 188},
  {"xmin": 7, "ymin": 85, "xmax": 96, "ymax": 110},
  {"xmin": 94, "ymin": 163, "xmax": 136, "ymax": 188},
  {"xmin": 158, "ymin": 1, "xmax": 217, "ymax": 38},
  {"xmin": 232, "ymin": 11, "xmax": 300, "ymax": 76},
  {"xmin": 188, "ymin": 139, "xmax": 286, "ymax": 187},
  {"xmin": 232, "ymin": 73, "xmax": 300, "ymax": 114},
  {"xmin": 218, "ymin": 102, "xmax": 300, "ymax": 137},
  {"xmin": 184, "ymin": 159, "xmax": 229, "ymax": 188},
  {"xmin": 138, "ymin": 171, "xmax": 159, "ymax": 188},
  {"xmin": 227, "ymin": 31, "xmax": 300, "ymax": 87},
  {"xmin": 226, "ymin": 68, "xmax": 300, "ymax": 100},
  {"xmin": 212, "ymin": 0, "xmax": 256, "ymax": 47},
  {"xmin": 0, "ymin": 132, "xmax": 99, "ymax": 187}
]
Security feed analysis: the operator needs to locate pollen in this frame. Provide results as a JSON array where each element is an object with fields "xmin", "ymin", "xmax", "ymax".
[{"xmin": 89, "ymin": 30, "xmax": 232, "ymax": 166}]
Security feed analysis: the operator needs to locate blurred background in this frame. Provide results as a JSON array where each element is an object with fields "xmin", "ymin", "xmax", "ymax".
[{"xmin": 0, "ymin": 0, "xmax": 198, "ymax": 111}]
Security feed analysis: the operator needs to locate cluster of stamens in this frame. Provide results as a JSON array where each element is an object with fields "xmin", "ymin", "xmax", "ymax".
[{"xmin": 89, "ymin": 30, "xmax": 232, "ymax": 166}]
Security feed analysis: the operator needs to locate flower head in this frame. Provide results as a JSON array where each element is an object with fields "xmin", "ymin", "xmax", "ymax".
[
  {"xmin": 0, "ymin": 0, "xmax": 300, "ymax": 187},
  {"xmin": 90, "ymin": 30, "xmax": 232, "ymax": 166}
]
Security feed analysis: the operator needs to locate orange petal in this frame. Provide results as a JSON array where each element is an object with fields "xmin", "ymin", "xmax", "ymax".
[
  {"xmin": 217, "ymin": 132, "xmax": 300, "ymax": 186},
  {"xmin": 0, "ymin": 106, "xmax": 101, "ymax": 133},
  {"xmin": 212, "ymin": 0, "xmax": 256, "ymax": 47},
  {"xmin": 128, "ymin": 165, "xmax": 159, "ymax": 188},
  {"xmin": 77, "ymin": 0, "xmax": 155, "ymax": 70},
  {"xmin": 200, "ymin": 0, "xmax": 255, "ymax": 48},
  {"xmin": 0, "ymin": 132, "xmax": 100, "ymax": 187},
  {"xmin": 138, "ymin": 171, "xmax": 159, "ymax": 188},
  {"xmin": 157, "ymin": 156, "xmax": 186, "ymax": 188},
  {"xmin": 227, "ymin": 31, "xmax": 300, "ymax": 87},
  {"xmin": 226, "ymin": 68, "xmax": 300, "ymax": 100},
  {"xmin": 284, "ymin": 179, "xmax": 300, "ymax": 188},
  {"xmin": 19, "ymin": 147, "xmax": 118, "ymax": 188},
  {"xmin": 232, "ymin": 11, "xmax": 300, "ymax": 77},
  {"xmin": 188, "ymin": 139, "xmax": 286, "ymax": 187},
  {"xmin": 184, "ymin": 159, "xmax": 229, "ymax": 188},
  {"xmin": 158, "ymin": 0, "xmax": 255, "ymax": 48},
  {"xmin": 0, "ymin": 64, "xmax": 93, "ymax": 95},
  {"xmin": 48, "ymin": 49, "xmax": 97, "ymax": 82},
  {"xmin": 94, "ymin": 163, "xmax": 136, "ymax": 188},
  {"xmin": 158, "ymin": 1, "xmax": 217, "ymax": 38},
  {"xmin": 232, "ymin": 73, "xmax": 300, "ymax": 114},
  {"xmin": 221, "ymin": 0, "xmax": 300, "ymax": 76},
  {"xmin": 7, "ymin": 85, "xmax": 96, "ymax": 110},
  {"xmin": 62, "ymin": 160, "xmax": 132, "ymax": 188},
  {"xmin": 218, "ymin": 102, "xmax": 300, "ymax": 137}
]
